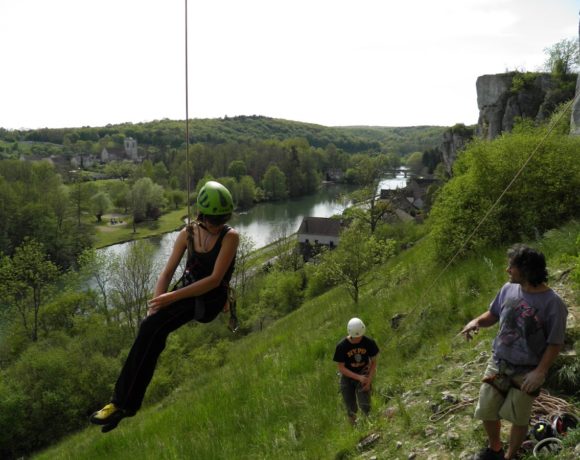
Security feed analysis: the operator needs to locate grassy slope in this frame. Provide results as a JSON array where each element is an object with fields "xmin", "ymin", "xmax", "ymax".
[{"xmin": 34, "ymin": 223, "xmax": 579, "ymax": 460}]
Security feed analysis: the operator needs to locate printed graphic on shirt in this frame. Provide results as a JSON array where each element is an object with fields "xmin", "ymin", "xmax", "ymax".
[
  {"xmin": 498, "ymin": 297, "xmax": 543, "ymax": 356},
  {"xmin": 347, "ymin": 348, "xmax": 368, "ymax": 369}
]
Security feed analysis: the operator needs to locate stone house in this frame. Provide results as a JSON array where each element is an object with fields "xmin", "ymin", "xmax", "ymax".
[{"xmin": 297, "ymin": 216, "xmax": 342, "ymax": 259}]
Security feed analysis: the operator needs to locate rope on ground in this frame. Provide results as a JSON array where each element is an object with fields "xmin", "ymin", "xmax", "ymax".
[
  {"xmin": 531, "ymin": 390, "xmax": 579, "ymax": 423},
  {"xmin": 429, "ymin": 398, "xmax": 477, "ymax": 422}
]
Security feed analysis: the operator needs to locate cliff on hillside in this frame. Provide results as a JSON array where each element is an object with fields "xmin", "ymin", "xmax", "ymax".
[
  {"xmin": 476, "ymin": 72, "xmax": 576, "ymax": 139},
  {"xmin": 440, "ymin": 124, "xmax": 475, "ymax": 176}
]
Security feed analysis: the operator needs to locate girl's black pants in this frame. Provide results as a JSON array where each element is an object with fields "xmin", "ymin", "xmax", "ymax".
[{"xmin": 112, "ymin": 294, "xmax": 222, "ymax": 413}]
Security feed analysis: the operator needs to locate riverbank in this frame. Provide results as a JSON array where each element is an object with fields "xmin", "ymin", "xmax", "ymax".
[{"xmin": 92, "ymin": 206, "xmax": 189, "ymax": 248}]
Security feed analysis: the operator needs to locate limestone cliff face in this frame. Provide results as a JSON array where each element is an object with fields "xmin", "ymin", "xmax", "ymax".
[
  {"xmin": 440, "ymin": 125, "xmax": 474, "ymax": 176},
  {"xmin": 476, "ymin": 73, "xmax": 561, "ymax": 139}
]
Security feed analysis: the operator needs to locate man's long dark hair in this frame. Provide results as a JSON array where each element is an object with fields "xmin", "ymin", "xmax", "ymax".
[{"xmin": 507, "ymin": 244, "xmax": 548, "ymax": 287}]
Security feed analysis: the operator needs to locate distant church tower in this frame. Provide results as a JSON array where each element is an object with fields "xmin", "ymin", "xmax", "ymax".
[{"xmin": 124, "ymin": 137, "xmax": 138, "ymax": 161}]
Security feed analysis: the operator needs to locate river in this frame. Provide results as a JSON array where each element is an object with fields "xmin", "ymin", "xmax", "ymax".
[{"xmin": 102, "ymin": 172, "xmax": 408, "ymax": 264}]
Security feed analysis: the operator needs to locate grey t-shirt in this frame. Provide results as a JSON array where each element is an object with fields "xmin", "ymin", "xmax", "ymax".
[{"xmin": 490, "ymin": 282, "xmax": 567, "ymax": 368}]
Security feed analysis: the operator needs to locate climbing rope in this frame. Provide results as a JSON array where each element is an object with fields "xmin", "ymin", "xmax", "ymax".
[
  {"xmin": 390, "ymin": 92, "xmax": 580, "ymax": 344},
  {"xmin": 184, "ymin": 0, "xmax": 191, "ymax": 225}
]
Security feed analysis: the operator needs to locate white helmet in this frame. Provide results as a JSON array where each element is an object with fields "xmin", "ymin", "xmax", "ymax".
[{"xmin": 347, "ymin": 317, "xmax": 366, "ymax": 337}]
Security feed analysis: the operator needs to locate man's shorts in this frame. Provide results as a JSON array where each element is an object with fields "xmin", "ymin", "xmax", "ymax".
[{"xmin": 474, "ymin": 359, "xmax": 537, "ymax": 426}]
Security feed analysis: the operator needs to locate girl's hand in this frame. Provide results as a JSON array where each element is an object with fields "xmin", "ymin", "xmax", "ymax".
[{"xmin": 147, "ymin": 293, "xmax": 175, "ymax": 315}]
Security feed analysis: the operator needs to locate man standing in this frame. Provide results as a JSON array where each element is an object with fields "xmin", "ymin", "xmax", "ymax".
[
  {"xmin": 461, "ymin": 244, "xmax": 568, "ymax": 460},
  {"xmin": 333, "ymin": 317, "xmax": 379, "ymax": 425}
]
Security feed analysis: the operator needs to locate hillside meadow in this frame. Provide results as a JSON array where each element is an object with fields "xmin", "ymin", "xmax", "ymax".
[{"xmin": 33, "ymin": 221, "xmax": 580, "ymax": 460}]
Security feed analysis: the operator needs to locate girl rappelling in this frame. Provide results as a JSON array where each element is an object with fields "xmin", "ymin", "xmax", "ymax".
[{"xmin": 90, "ymin": 181, "xmax": 239, "ymax": 432}]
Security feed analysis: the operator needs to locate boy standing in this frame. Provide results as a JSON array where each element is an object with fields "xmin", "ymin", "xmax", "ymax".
[{"xmin": 333, "ymin": 317, "xmax": 379, "ymax": 425}]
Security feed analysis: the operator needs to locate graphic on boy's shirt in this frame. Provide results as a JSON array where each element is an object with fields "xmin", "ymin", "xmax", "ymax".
[{"xmin": 347, "ymin": 347, "xmax": 368, "ymax": 368}]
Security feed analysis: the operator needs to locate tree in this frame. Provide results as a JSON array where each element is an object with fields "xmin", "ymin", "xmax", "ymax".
[
  {"xmin": 405, "ymin": 151, "xmax": 424, "ymax": 175},
  {"xmin": 78, "ymin": 249, "xmax": 115, "ymax": 322},
  {"xmin": 152, "ymin": 161, "xmax": 169, "ymax": 186},
  {"xmin": 167, "ymin": 189, "xmax": 186, "ymax": 210},
  {"xmin": 90, "ymin": 191, "xmax": 112, "ymax": 222},
  {"xmin": 231, "ymin": 234, "xmax": 255, "ymax": 296},
  {"xmin": 346, "ymin": 155, "xmax": 393, "ymax": 233},
  {"xmin": 128, "ymin": 178, "xmax": 166, "ymax": 231},
  {"xmin": 0, "ymin": 239, "xmax": 59, "ymax": 341},
  {"xmin": 316, "ymin": 221, "xmax": 396, "ymax": 303},
  {"xmin": 262, "ymin": 165, "xmax": 287, "ymax": 200},
  {"xmin": 543, "ymin": 37, "xmax": 579, "ymax": 77},
  {"xmin": 237, "ymin": 175, "xmax": 256, "ymax": 209},
  {"xmin": 227, "ymin": 160, "xmax": 247, "ymax": 181},
  {"xmin": 110, "ymin": 240, "xmax": 158, "ymax": 334},
  {"xmin": 107, "ymin": 180, "xmax": 130, "ymax": 212}
]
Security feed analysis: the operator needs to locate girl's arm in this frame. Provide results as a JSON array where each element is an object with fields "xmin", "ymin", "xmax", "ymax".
[{"xmin": 148, "ymin": 228, "xmax": 239, "ymax": 313}]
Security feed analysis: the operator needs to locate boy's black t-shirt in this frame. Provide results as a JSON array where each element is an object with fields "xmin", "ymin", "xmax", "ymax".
[{"xmin": 333, "ymin": 336, "xmax": 379, "ymax": 375}]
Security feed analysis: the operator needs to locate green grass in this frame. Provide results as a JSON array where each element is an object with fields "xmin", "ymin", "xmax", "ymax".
[
  {"xmin": 33, "ymin": 222, "xmax": 579, "ymax": 459},
  {"xmin": 90, "ymin": 207, "xmax": 189, "ymax": 248}
]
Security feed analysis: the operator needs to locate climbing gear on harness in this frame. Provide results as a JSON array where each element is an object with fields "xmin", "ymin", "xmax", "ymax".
[
  {"xmin": 197, "ymin": 181, "xmax": 234, "ymax": 216},
  {"xmin": 481, "ymin": 360, "xmax": 541, "ymax": 398},
  {"xmin": 347, "ymin": 317, "xmax": 365, "ymax": 337},
  {"xmin": 482, "ymin": 372, "xmax": 540, "ymax": 397}
]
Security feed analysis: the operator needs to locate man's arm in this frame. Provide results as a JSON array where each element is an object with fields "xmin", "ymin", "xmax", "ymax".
[
  {"xmin": 460, "ymin": 310, "xmax": 499, "ymax": 341},
  {"xmin": 521, "ymin": 344, "xmax": 563, "ymax": 394}
]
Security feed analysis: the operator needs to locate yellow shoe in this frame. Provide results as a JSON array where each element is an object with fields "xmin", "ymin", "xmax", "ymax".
[{"xmin": 90, "ymin": 403, "xmax": 124, "ymax": 426}]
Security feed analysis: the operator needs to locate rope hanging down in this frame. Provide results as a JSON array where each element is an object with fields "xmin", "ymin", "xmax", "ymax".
[{"xmin": 184, "ymin": 0, "xmax": 191, "ymax": 225}]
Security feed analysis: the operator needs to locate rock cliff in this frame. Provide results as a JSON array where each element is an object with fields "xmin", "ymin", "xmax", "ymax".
[
  {"xmin": 440, "ymin": 124, "xmax": 475, "ymax": 176},
  {"xmin": 475, "ymin": 72, "xmax": 568, "ymax": 139}
]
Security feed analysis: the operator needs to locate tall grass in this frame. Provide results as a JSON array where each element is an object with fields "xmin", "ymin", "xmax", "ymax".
[{"xmin": 34, "ymin": 221, "xmax": 579, "ymax": 459}]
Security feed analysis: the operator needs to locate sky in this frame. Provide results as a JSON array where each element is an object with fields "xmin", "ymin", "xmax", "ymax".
[{"xmin": 0, "ymin": 0, "xmax": 578, "ymax": 130}]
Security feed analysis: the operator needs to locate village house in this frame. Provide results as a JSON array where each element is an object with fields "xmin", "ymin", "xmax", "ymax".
[
  {"xmin": 380, "ymin": 177, "xmax": 439, "ymax": 224},
  {"xmin": 297, "ymin": 216, "xmax": 342, "ymax": 260}
]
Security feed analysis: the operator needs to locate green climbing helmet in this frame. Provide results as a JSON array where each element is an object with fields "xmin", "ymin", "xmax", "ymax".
[{"xmin": 197, "ymin": 181, "xmax": 234, "ymax": 216}]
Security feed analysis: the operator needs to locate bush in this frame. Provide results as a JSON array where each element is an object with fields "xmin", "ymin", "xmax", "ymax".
[
  {"xmin": 429, "ymin": 113, "xmax": 580, "ymax": 261},
  {"xmin": 0, "ymin": 336, "xmax": 119, "ymax": 459}
]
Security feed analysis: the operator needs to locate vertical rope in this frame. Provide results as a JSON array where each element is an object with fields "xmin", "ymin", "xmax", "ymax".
[{"xmin": 184, "ymin": 0, "xmax": 191, "ymax": 225}]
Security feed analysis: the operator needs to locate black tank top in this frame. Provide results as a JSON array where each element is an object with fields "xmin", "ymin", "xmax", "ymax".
[{"xmin": 186, "ymin": 224, "xmax": 235, "ymax": 287}]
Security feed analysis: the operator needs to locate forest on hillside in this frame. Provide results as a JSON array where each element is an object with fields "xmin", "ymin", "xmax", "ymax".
[{"xmin": 0, "ymin": 116, "xmax": 447, "ymax": 158}]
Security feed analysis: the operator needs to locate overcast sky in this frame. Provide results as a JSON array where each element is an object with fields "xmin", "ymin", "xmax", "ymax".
[{"xmin": 0, "ymin": 0, "xmax": 577, "ymax": 130}]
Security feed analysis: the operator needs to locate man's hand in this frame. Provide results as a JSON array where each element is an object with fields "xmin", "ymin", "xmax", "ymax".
[
  {"xmin": 521, "ymin": 369, "xmax": 546, "ymax": 394},
  {"xmin": 460, "ymin": 319, "xmax": 480, "ymax": 341}
]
